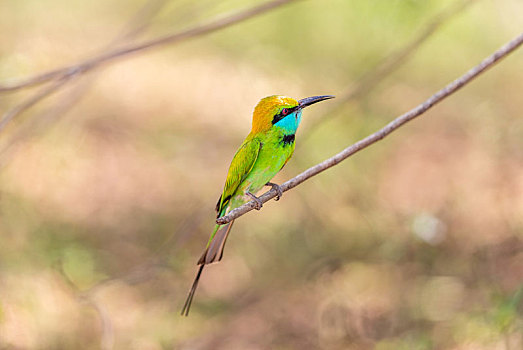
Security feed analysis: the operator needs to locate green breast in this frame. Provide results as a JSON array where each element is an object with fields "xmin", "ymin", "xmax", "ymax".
[{"xmin": 238, "ymin": 129, "xmax": 295, "ymax": 196}]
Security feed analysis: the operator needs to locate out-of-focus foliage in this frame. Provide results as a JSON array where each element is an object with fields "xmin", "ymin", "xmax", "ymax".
[{"xmin": 1, "ymin": 0, "xmax": 522, "ymax": 349}]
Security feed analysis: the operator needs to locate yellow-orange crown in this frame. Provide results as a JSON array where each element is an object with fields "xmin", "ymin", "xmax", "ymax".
[{"xmin": 251, "ymin": 95, "xmax": 298, "ymax": 133}]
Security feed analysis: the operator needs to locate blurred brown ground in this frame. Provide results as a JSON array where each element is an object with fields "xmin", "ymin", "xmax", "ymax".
[{"xmin": 0, "ymin": 0, "xmax": 522, "ymax": 349}]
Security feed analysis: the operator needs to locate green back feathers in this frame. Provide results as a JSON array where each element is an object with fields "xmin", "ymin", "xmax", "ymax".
[{"xmin": 216, "ymin": 137, "xmax": 261, "ymax": 217}]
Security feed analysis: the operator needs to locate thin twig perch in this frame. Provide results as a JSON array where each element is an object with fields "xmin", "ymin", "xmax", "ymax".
[{"xmin": 217, "ymin": 31, "xmax": 523, "ymax": 225}]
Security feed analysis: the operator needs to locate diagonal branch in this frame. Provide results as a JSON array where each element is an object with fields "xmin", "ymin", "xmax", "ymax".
[
  {"xmin": 0, "ymin": 74, "xmax": 76, "ymax": 133},
  {"xmin": 217, "ymin": 31, "xmax": 523, "ymax": 225},
  {"xmin": 0, "ymin": 0, "xmax": 177, "ymax": 161},
  {"xmin": 0, "ymin": 0, "xmax": 299, "ymax": 93}
]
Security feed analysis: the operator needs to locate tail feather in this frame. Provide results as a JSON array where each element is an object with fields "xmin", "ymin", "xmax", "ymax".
[
  {"xmin": 181, "ymin": 220, "xmax": 235, "ymax": 316},
  {"xmin": 217, "ymin": 221, "xmax": 234, "ymax": 262},
  {"xmin": 180, "ymin": 264, "xmax": 204, "ymax": 316},
  {"xmin": 200, "ymin": 221, "xmax": 235, "ymax": 264}
]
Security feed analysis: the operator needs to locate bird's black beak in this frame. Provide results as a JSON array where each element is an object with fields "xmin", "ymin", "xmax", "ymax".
[{"xmin": 298, "ymin": 95, "xmax": 335, "ymax": 109}]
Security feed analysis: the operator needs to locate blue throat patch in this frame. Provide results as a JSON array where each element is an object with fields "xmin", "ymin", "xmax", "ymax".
[{"xmin": 274, "ymin": 110, "xmax": 302, "ymax": 134}]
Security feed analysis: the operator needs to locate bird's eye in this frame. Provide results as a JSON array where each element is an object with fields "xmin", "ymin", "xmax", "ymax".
[{"xmin": 281, "ymin": 108, "xmax": 289, "ymax": 116}]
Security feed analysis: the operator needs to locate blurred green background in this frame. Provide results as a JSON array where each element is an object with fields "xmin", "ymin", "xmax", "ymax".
[{"xmin": 0, "ymin": 0, "xmax": 522, "ymax": 349}]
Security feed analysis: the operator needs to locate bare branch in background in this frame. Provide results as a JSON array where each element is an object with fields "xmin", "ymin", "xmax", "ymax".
[
  {"xmin": 0, "ymin": 0, "xmax": 299, "ymax": 162},
  {"xmin": 87, "ymin": 300, "xmax": 115, "ymax": 350},
  {"xmin": 56, "ymin": 261, "xmax": 115, "ymax": 350},
  {"xmin": 0, "ymin": 0, "xmax": 174, "ymax": 166},
  {"xmin": 83, "ymin": 207, "xmax": 206, "ymax": 297},
  {"xmin": 305, "ymin": 0, "xmax": 478, "ymax": 135},
  {"xmin": 0, "ymin": 0, "xmax": 228, "ymax": 169},
  {"xmin": 53, "ymin": 206, "xmax": 205, "ymax": 349},
  {"xmin": 0, "ymin": 75, "xmax": 75, "ymax": 133},
  {"xmin": 0, "ymin": 76, "xmax": 90, "ymax": 169},
  {"xmin": 217, "ymin": 31, "xmax": 523, "ymax": 225},
  {"xmin": 116, "ymin": 0, "xmax": 168, "ymax": 41},
  {"xmin": 0, "ymin": 0, "xmax": 299, "ymax": 94},
  {"xmin": 339, "ymin": 0, "xmax": 477, "ymax": 103}
]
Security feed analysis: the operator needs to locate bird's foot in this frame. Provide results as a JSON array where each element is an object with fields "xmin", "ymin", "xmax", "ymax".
[
  {"xmin": 246, "ymin": 192, "xmax": 263, "ymax": 210},
  {"xmin": 265, "ymin": 182, "xmax": 283, "ymax": 201}
]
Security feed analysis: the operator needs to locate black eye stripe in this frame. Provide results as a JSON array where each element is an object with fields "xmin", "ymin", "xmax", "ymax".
[{"xmin": 272, "ymin": 106, "xmax": 298, "ymax": 125}]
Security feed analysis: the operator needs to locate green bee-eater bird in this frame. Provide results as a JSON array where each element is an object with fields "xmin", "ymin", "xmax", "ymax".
[{"xmin": 181, "ymin": 94, "xmax": 334, "ymax": 316}]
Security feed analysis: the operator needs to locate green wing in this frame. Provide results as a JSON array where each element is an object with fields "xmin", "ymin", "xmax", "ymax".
[{"xmin": 216, "ymin": 138, "xmax": 261, "ymax": 217}]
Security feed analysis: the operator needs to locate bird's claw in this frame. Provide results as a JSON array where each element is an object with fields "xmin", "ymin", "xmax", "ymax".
[
  {"xmin": 266, "ymin": 182, "xmax": 283, "ymax": 201},
  {"xmin": 246, "ymin": 192, "xmax": 263, "ymax": 210}
]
